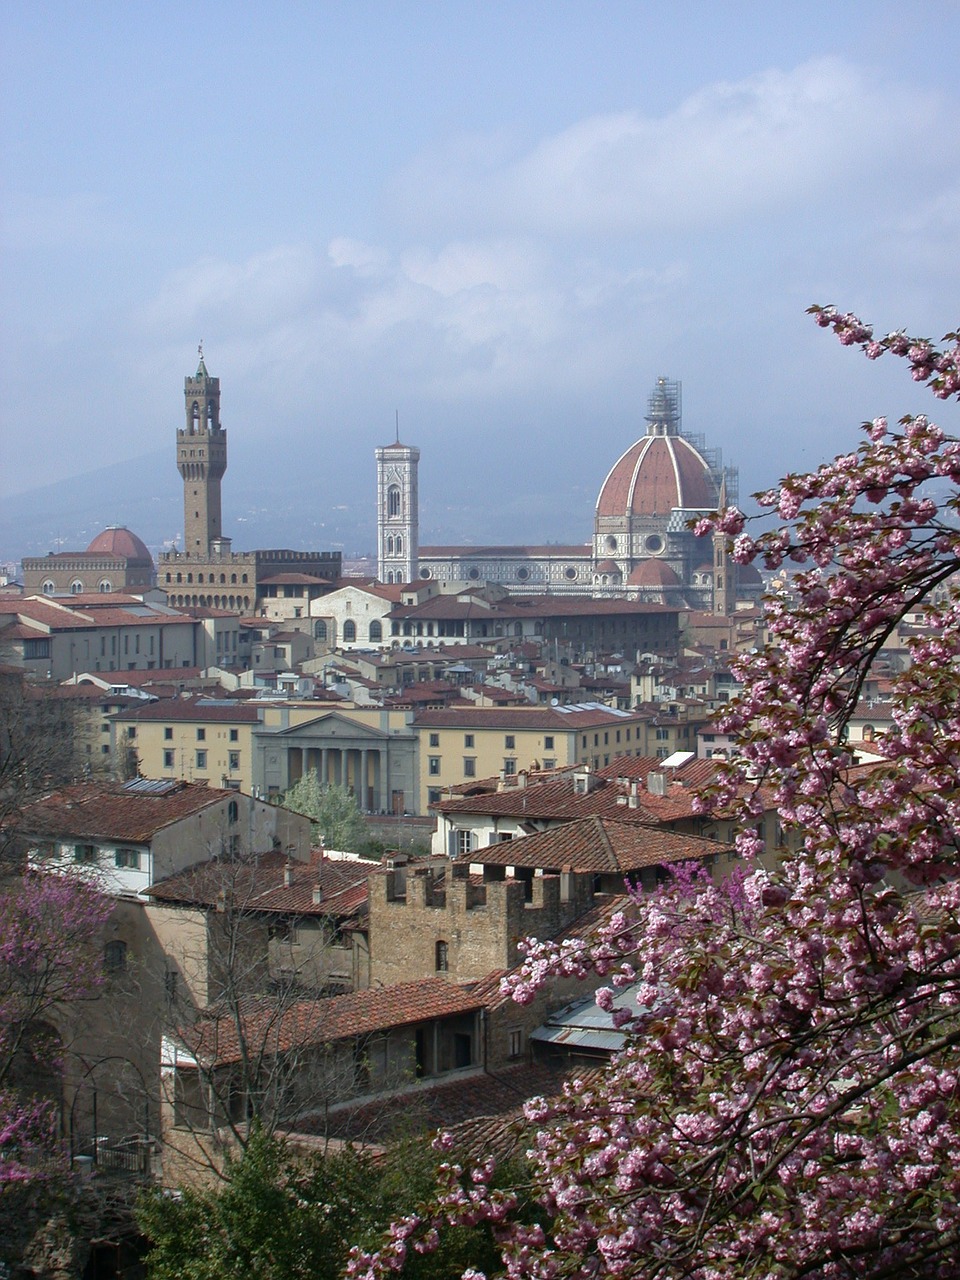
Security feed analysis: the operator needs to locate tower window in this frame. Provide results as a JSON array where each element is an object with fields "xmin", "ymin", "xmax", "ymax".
[
  {"xmin": 387, "ymin": 485, "xmax": 401, "ymax": 518},
  {"xmin": 343, "ymin": 620, "xmax": 356, "ymax": 643}
]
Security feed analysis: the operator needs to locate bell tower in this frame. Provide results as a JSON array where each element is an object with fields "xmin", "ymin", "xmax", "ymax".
[
  {"xmin": 177, "ymin": 345, "xmax": 227, "ymax": 555},
  {"xmin": 376, "ymin": 433, "xmax": 419, "ymax": 584}
]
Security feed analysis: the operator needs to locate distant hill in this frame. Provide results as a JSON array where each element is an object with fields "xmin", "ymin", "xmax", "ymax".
[{"xmin": 1, "ymin": 449, "xmax": 592, "ymax": 570}]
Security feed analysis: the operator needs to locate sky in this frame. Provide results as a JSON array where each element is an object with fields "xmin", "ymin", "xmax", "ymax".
[{"xmin": 2, "ymin": 1, "xmax": 959, "ymax": 554}]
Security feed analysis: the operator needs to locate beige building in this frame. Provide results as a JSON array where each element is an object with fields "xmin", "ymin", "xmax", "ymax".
[
  {"xmin": 0, "ymin": 594, "xmax": 201, "ymax": 680},
  {"xmin": 411, "ymin": 704, "xmax": 662, "ymax": 812},
  {"xmin": 17, "ymin": 779, "xmax": 312, "ymax": 1174},
  {"xmin": 110, "ymin": 699, "xmax": 262, "ymax": 793},
  {"xmin": 22, "ymin": 526, "xmax": 156, "ymax": 597}
]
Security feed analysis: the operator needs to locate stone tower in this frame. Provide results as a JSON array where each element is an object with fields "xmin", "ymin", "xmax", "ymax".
[
  {"xmin": 376, "ymin": 437, "xmax": 420, "ymax": 584},
  {"xmin": 177, "ymin": 347, "xmax": 227, "ymax": 555}
]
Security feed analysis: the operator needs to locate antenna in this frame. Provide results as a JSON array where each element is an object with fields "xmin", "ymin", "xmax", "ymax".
[{"xmin": 395, "ymin": 410, "xmax": 400, "ymax": 444}]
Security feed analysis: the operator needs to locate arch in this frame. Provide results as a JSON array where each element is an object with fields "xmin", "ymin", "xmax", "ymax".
[
  {"xmin": 70, "ymin": 579, "xmax": 84, "ymax": 594},
  {"xmin": 395, "ymin": 536, "xmax": 403, "ymax": 555},
  {"xmin": 369, "ymin": 620, "xmax": 382, "ymax": 642},
  {"xmin": 98, "ymin": 579, "xmax": 112, "ymax": 593},
  {"xmin": 342, "ymin": 620, "xmax": 357, "ymax": 643},
  {"xmin": 387, "ymin": 485, "xmax": 401, "ymax": 517},
  {"xmin": 41, "ymin": 579, "xmax": 55, "ymax": 595},
  {"xmin": 314, "ymin": 619, "xmax": 328, "ymax": 642},
  {"xmin": 104, "ymin": 939, "xmax": 127, "ymax": 972},
  {"xmin": 386, "ymin": 536, "xmax": 394, "ymax": 555}
]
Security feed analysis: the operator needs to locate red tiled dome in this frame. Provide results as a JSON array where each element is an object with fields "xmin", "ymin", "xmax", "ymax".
[
  {"xmin": 85, "ymin": 527, "xmax": 153, "ymax": 564},
  {"xmin": 594, "ymin": 558, "xmax": 621, "ymax": 574},
  {"xmin": 627, "ymin": 559, "xmax": 682, "ymax": 588},
  {"xmin": 596, "ymin": 434, "xmax": 718, "ymax": 518}
]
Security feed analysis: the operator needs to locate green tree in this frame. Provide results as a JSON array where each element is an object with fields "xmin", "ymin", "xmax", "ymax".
[
  {"xmin": 282, "ymin": 776, "xmax": 367, "ymax": 851},
  {"xmin": 137, "ymin": 1127, "xmax": 522, "ymax": 1280}
]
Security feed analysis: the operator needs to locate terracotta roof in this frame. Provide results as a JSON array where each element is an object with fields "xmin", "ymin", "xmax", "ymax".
[
  {"xmin": 306, "ymin": 1060, "xmax": 581, "ymax": 1148},
  {"xmin": 112, "ymin": 699, "xmax": 261, "ymax": 724},
  {"xmin": 17, "ymin": 780, "xmax": 233, "ymax": 842},
  {"xmin": 186, "ymin": 978, "xmax": 487, "ymax": 1066},
  {"xmin": 84, "ymin": 527, "xmax": 153, "ymax": 563},
  {"xmin": 597, "ymin": 754, "xmax": 720, "ymax": 788},
  {"xmin": 628, "ymin": 559, "xmax": 683, "ymax": 588},
  {"xmin": 413, "ymin": 706, "xmax": 649, "ymax": 730},
  {"xmin": 390, "ymin": 594, "xmax": 678, "ymax": 621},
  {"xmin": 472, "ymin": 815, "xmax": 732, "ymax": 873},
  {"xmin": 148, "ymin": 849, "xmax": 373, "ymax": 919},
  {"xmin": 435, "ymin": 773, "xmax": 698, "ymax": 825},
  {"xmin": 596, "ymin": 433, "xmax": 718, "ymax": 518}
]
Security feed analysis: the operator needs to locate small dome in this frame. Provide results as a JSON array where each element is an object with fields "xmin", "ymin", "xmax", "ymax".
[
  {"xmin": 628, "ymin": 559, "xmax": 682, "ymax": 588},
  {"xmin": 594, "ymin": 558, "xmax": 620, "ymax": 574},
  {"xmin": 85, "ymin": 527, "xmax": 153, "ymax": 564}
]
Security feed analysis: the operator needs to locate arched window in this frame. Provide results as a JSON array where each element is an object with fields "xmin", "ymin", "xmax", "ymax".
[
  {"xmin": 314, "ymin": 619, "xmax": 328, "ymax": 642},
  {"xmin": 104, "ymin": 940, "xmax": 127, "ymax": 973},
  {"xmin": 369, "ymin": 620, "xmax": 382, "ymax": 642},
  {"xmin": 227, "ymin": 800, "xmax": 239, "ymax": 824},
  {"xmin": 395, "ymin": 536, "xmax": 403, "ymax": 555},
  {"xmin": 191, "ymin": 401, "xmax": 200, "ymax": 429},
  {"xmin": 70, "ymin": 580, "xmax": 84, "ymax": 594},
  {"xmin": 41, "ymin": 580, "xmax": 55, "ymax": 595},
  {"xmin": 343, "ymin": 620, "xmax": 356, "ymax": 643},
  {"xmin": 98, "ymin": 579, "xmax": 112, "ymax": 593},
  {"xmin": 387, "ymin": 485, "xmax": 401, "ymax": 517},
  {"xmin": 386, "ymin": 536, "xmax": 394, "ymax": 555}
]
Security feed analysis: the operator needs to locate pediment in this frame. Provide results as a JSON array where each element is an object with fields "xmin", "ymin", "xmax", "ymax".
[{"xmin": 257, "ymin": 712, "xmax": 395, "ymax": 743}]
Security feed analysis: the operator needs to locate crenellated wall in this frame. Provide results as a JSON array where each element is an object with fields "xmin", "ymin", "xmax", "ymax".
[{"xmin": 368, "ymin": 859, "xmax": 597, "ymax": 986}]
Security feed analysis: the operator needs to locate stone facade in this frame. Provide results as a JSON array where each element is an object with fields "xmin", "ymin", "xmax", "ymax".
[{"xmin": 368, "ymin": 860, "xmax": 597, "ymax": 987}]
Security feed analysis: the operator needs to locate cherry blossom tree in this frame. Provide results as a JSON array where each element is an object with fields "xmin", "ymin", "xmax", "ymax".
[
  {"xmin": 0, "ymin": 871, "xmax": 111, "ymax": 1187},
  {"xmin": 348, "ymin": 314, "xmax": 960, "ymax": 1279}
]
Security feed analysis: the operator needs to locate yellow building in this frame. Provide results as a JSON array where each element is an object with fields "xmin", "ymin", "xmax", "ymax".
[
  {"xmin": 411, "ymin": 705, "xmax": 658, "ymax": 813},
  {"xmin": 111, "ymin": 701, "xmax": 260, "ymax": 793}
]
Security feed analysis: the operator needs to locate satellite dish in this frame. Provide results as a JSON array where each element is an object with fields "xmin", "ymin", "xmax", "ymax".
[{"xmin": 550, "ymin": 697, "xmax": 559, "ymax": 706}]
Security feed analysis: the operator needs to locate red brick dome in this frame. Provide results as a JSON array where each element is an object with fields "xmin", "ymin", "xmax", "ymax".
[
  {"xmin": 596, "ymin": 434, "xmax": 718, "ymax": 519},
  {"xmin": 627, "ymin": 559, "xmax": 682, "ymax": 588},
  {"xmin": 85, "ymin": 527, "xmax": 153, "ymax": 564}
]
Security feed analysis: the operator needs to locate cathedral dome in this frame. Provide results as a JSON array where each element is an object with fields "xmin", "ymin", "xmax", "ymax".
[
  {"xmin": 596, "ymin": 377, "xmax": 719, "ymax": 519},
  {"xmin": 596, "ymin": 434, "xmax": 718, "ymax": 518},
  {"xmin": 85, "ymin": 526, "xmax": 153, "ymax": 565}
]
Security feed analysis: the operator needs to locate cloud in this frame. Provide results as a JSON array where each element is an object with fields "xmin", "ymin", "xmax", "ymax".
[
  {"xmin": 138, "ymin": 231, "xmax": 688, "ymax": 415},
  {"xmin": 140, "ymin": 244, "xmax": 324, "ymax": 332},
  {"xmin": 393, "ymin": 58, "xmax": 947, "ymax": 235}
]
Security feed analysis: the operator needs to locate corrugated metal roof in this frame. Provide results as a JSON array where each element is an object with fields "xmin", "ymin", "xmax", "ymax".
[{"xmin": 530, "ymin": 1025, "xmax": 626, "ymax": 1052}]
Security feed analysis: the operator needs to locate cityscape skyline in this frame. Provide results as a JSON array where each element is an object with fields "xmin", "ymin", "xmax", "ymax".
[{"xmin": 3, "ymin": 3, "xmax": 959, "ymax": 556}]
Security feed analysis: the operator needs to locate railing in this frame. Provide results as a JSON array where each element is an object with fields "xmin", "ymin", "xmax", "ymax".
[{"xmin": 72, "ymin": 1134, "xmax": 155, "ymax": 1177}]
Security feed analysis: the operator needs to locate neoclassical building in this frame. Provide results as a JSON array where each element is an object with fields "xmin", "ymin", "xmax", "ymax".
[{"xmin": 377, "ymin": 379, "xmax": 753, "ymax": 610}]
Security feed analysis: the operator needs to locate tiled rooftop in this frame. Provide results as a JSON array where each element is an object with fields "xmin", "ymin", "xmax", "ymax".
[
  {"xmin": 18, "ymin": 780, "xmax": 234, "ymax": 842},
  {"xmin": 472, "ymin": 815, "xmax": 733, "ymax": 873},
  {"xmin": 187, "ymin": 977, "xmax": 488, "ymax": 1066}
]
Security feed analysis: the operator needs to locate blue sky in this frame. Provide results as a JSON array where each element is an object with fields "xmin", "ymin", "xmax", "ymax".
[{"xmin": 2, "ymin": 2, "xmax": 959, "ymax": 549}]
